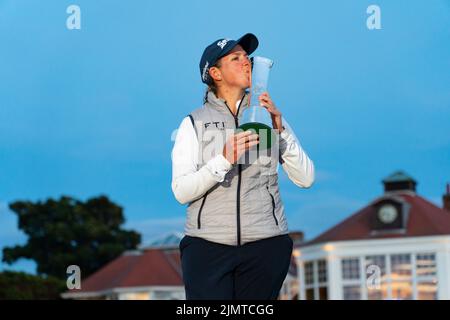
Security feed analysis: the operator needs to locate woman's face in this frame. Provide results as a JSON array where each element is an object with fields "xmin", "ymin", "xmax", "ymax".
[{"xmin": 214, "ymin": 45, "xmax": 251, "ymax": 90}]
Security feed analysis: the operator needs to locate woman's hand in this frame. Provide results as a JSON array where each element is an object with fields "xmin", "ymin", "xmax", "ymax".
[
  {"xmin": 222, "ymin": 131, "xmax": 259, "ymax": 165},
  {"xmin": 259, "ymin": 92, "xmax": 284, "ymax": 133}
]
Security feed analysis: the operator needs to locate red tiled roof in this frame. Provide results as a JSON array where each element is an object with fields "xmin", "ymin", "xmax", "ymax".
[
  {"xmin": 74, "ymin": 248, "xmax": 183, "ymax": 294},
  {"xmin": 304, "ymin": 193, "xmax": 450, "ymax": 246}
]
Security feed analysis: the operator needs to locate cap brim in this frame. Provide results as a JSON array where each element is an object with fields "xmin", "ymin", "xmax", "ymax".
[
  {"xmin": 236, "ymin": 33, "xmax": 259, "ymax": 55},
  {"xmin": 217, "ymin": 33, "xmax": 259, "ymax": 60}
]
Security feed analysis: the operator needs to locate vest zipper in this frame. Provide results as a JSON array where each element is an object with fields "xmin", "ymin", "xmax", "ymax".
[
  {"xmin": 267, "ymin": 186, "xmax": 279, "ymax": 226},
  {"xmin": 224, "ymin": 95, "xmax": 245, "ymax": 245},
  {"xmin": 236, "ymin": 153, "xmax": 242, "ymax": 245},
  {"xmin": 197, "ymin": 192, "xmax": 208, "ymax": 229}
]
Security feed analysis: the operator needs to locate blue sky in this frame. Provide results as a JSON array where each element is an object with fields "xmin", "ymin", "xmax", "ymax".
[{"xmin": 1, "ymin": 0, "xmax": 449, "ymax": 274}]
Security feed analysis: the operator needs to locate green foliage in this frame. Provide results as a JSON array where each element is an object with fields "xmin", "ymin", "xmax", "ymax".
[
  {"xmin": 0, "ymin": 271, "xmax": 66, "ymax": 299},
  {"xmin": 2, "ymin": 195, "xmax": 141, "ymax": 280}
]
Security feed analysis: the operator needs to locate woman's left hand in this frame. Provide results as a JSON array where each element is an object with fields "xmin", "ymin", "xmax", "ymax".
[{"xmin": 259, "ymin": 92, "xmax": 284, "ymax": 133}]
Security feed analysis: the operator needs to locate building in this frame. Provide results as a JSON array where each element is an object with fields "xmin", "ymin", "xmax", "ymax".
[{"xmin": 295, "ymin": 171, "xmax": 450, "ymax": 300}]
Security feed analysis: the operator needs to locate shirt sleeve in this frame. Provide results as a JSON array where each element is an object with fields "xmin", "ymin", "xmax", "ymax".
[
  {"xmin": 278, "ymin": 117, "xmax": 315, "ymax": 188},
  {"xmin": 171, "ymin": 117, "xmax": 233, "ymax": 205}
]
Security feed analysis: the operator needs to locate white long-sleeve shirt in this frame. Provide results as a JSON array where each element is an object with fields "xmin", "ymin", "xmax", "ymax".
[{"xmin": 171, "ymin": 106, "xmax": 315, "ymax": 205}]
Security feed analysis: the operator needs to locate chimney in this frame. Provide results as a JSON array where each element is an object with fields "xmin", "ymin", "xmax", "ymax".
[{"xmin": 443, "ymin": 183, "xmax": 450, "ymax": 212}]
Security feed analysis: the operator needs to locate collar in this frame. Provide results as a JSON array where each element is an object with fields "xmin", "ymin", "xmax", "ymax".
[{"xmin": 205, "ymin": 89, "xmax": 250, "ymax": 119}]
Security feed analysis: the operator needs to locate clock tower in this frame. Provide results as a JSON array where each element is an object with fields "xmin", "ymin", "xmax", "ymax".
[
  {"xmin": 370, "ymin": 171, "xmax": 416, "ymax": 233},
  {"xmin": 382, "ymin": 170, "xmax": 417, "ymax": 194}
]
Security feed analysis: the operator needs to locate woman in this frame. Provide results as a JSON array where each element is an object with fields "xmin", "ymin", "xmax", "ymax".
[{"xmin": 171, "ymin": 33, "xmax": 315, "ymax": 300}]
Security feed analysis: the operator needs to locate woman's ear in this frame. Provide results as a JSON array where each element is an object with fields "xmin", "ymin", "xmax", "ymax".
[{"xmin": 209, "ymin": 66, "xmax": 222, "ymax": 82}]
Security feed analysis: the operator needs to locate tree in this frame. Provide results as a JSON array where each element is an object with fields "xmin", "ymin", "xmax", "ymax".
[
  {"xmin": 0, "ymin": 271, "xmax": 66, "ymax": 299},
  {"xmin": 2, "ymin": 195, "xmax": 141, "ymax": 280}
]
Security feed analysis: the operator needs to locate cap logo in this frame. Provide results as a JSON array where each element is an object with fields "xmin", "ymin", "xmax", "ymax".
[
  {"xmin": 202, "ymin": 61, "xmax": 210, "ymax": 81},
  {"xmin": 217, "ymin": 39, "xmax": 229, "ymax": 49}
]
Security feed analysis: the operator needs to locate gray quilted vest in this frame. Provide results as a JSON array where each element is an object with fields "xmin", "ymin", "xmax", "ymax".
[{"xmin": 184, "ymin": 90, "xmax": 289, "ymax": 246}]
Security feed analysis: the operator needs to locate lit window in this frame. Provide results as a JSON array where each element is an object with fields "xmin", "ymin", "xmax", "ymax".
[
  {"xmin": 390, "ymin": 254, "xmax": 412, "ymax": 300},
  {"xmin": 417, "ymin": 281, "xmax": 438, "ymax": 300},
  {"xmin": 341, "ymin": 252, "xmax": 438, "ymax": 300},
  {"xmin": 391, "ymin": 254, "xmax": 411, "ymax": 279},
  {"xmin": 119, "ymin": 292, "xmax": 150, "ymax": 300},
  {"xmin": 365, "ymin": 255, "xmax": 388, "ymax": 300},
  {"xmin": 391, "ymin": 281, "xmax": 413, "ymax": 300},
  {"xmin": 416, "ymin": 253, "xmax": 438, "ymax": 300},
  {"xmin": 416, "ymin": 253, "xmax": 436, "ymax": 277}
]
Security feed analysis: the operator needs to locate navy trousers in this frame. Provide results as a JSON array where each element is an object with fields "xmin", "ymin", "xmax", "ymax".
[{"xmin": 179, "ymin": 234, "xmax": 293, "ymax": 300}]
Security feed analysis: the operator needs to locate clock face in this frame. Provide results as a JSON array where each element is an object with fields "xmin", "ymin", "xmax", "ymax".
[{"xmin": 378, "ymin": 204, "xmax": 398, "ymax": 224}]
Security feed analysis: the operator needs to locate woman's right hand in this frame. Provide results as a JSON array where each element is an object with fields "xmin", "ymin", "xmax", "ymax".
[{"xmin": 222, "ymin": 131, "xmax": 259, "ymax": 165}]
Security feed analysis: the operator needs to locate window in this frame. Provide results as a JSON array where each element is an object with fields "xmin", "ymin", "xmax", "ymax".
[
  {"xmin": 391, "ymin": 281, "xmax": 413, "ymax": 300},
  {"xmin": 343, "ymin": 285, "xmax": 361, "ymax": 300},
  {"xmin": 304, "ymin": 262, "xmax": 314, "ymax": 286},
  {"xmin": 341, "ymin": 258, "xmax": 361, "ymax": 300},
  {"xmin": 119, "ymin": 292, "xmax": 150, "ymax": 300},
  {"xmin": 303, "ymin": 259, "xmax": 328, "ymax": 300},
  {"xmin": 391, "ymin": 254, "xmax": 412, "ymax": 300},
  {"xmin": 317, "ymin": 260, "xmax": 328, "ymax": 300},
  {"xmin": 341, "ymin": 252, "xmax": 438, "ymax": 300},
  {"xmin": 417, "ymin": 281, "xmax": 438, "ymax": 300},
  {"xmin": 416, "ymin": 253, "xmax": 438, "ymax": 300},
  {"xmin": 318, "ymin": 260, "xmax": 327, "ymax": 282},
  {"xmin": 365, "ymin": 255, "xmax": 388, "ymax": 300},
  {"xmin": 342, "ymin": 258, "xmax": 360, "ymax": 280},
  {"xmin": 391, "ymin": 254, "xmax": 411, "ymax": 279},
  {"xmin": 365, "ymin": 255, "xmax": 386, "ymax": 277},
  {"xmin": 416, "ymin": 253, "xmax": 436, "ymax": 277}
]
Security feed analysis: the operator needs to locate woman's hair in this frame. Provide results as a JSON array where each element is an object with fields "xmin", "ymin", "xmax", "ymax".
[{"xmin": 203, "ymin": 60, "xmax": 222, "ymax": 103}]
